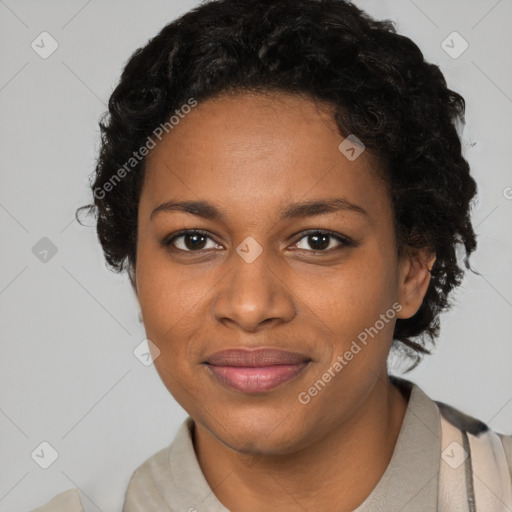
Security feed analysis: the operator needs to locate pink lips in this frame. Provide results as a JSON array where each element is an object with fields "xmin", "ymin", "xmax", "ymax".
[{"xmin": 204, "ymin": 348, "xmax": 311, "ymax": 393}]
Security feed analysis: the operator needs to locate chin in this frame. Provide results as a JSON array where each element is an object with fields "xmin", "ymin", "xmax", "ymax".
[{"xmin": 204, "ymin": 406, "xmax": 314, "ymax": 455}]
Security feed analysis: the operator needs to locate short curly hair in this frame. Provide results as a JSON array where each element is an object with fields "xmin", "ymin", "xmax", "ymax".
[{"xmin": 77, "ymin": 0, "xmax": 478, "ymax": 371}]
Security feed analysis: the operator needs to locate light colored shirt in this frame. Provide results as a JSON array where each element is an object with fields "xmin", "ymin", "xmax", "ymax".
[{"xmin": 30, "ymin": 375, "xmax": 512, "ymax": 512}]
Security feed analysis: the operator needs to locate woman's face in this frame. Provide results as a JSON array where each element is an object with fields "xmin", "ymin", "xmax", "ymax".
[{"xmin": 135, "ymin": 91, "xmax": 430, "ymax": 454}]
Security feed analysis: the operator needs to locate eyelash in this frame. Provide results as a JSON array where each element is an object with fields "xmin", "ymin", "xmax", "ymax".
[{"xmin": 162, "ymin": 229, "xmax": 354, "ymax": 254}]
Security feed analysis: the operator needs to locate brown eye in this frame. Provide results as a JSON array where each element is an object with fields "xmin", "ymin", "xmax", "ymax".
[
  {"xmin": 293, "ymin": 230, "xmax": 353, "ymax": 252},
  {"xmin": 163, "ymin": 230, "xmax": 222, "ymax": 252}
]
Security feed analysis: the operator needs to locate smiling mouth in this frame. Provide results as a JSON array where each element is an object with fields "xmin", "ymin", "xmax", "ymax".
[
  {"xmin": 202, "ymin": 347, "xmax": 312, "ymax": 393},
  {"xmin": 205, "ymin": 362, "xmax": 311, "ymax": 393}
]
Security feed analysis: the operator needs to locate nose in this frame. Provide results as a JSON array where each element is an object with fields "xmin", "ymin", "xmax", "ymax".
[{"xmin": 211, "ymin": 243, "xmax": 296, "ymax": 332}]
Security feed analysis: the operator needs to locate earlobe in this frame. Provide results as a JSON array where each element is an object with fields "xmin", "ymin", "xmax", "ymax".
[
  {"xmin": 129, "ymin": 266, "xmax": 141, "ymax": 311},
  {"xmin": 130, "ymin": 268, "xmax": 143, "ymax": 322},
  {"xmin": 129, "ymin": 265, "xmax": 138, "ymax": 295},
  {"xmin": 397, "ymin": 250, "xmax": 436, "ymax": 319}
]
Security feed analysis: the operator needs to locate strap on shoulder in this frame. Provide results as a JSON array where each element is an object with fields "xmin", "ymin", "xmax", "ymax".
[
  {"xmin": 497, "ymin": 433, "xmax": 512, "ymax": 487},
  {"xmin": 437, "ymin": 400, "xmax": 512, "ymax": 512}
]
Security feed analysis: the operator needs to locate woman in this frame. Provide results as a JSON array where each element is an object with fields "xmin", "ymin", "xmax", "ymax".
[{"xmin": 32, "ymin": 0, "xmax": 512, "ymax": 510}]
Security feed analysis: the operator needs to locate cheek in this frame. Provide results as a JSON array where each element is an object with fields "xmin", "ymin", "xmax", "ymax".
[
  {"xmin": 294, "ymin": 256, "xmax": 398, "ymax": 432},
  {"xmin": 312, "ymin": 248, "xmax": 397, "ymax": 329},
  {"xmin": 136, "ymin": 241, "xmax": 209, "ymax": 330},
  {"xmin": 136, "ymin": 253, "xmax": 187, "ymax": 366},
  {"xmin": 307, "ymin": 245, "xmax": 399, "ymax": 379},
  {"xmin": 137, "ymin": 256, "xmax": 210, "ymax": 411}
]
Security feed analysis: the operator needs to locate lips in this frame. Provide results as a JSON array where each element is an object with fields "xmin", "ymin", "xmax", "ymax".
[{"xmin": 203, "ymin": 348, "xmax": 311, "ymax": 393}]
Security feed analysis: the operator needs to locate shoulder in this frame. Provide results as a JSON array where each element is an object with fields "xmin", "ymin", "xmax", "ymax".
[
  {"xmin": 29, "ymin": 489, "xmax": 84, "ymax": 512},
  {"xmin": 434, "ymin": 399, "xmax": 490, "ymax": 435},
  {"xmin": 434, "ymin": 398, "xmax": 512, "ymax": 480},
  {"xmin": 498, "ymin": 431, "xmax": 512, "ymax": 480},
  {"xmin": 123, "ymin": 437, "xmax": 180, "ymax": 510},
  {"xmin": 125, "ymin": 443, "xmax": 172, "ymax": 495}
]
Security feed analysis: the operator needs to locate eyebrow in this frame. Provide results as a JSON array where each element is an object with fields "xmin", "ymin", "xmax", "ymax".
[{"xmin": 150, "ymin": 197, "xmax": 368, "ymax": 222}]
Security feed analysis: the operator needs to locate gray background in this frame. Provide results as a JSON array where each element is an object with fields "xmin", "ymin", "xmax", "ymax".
[{"xmin": 1, "ymin": 0, "xmax": 511, "ymax": 510}]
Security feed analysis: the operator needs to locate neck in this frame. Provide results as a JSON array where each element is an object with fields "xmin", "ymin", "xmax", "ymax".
[{"xmin": 193, "ymin": 372, "xmax": 409, "ymax": 512}]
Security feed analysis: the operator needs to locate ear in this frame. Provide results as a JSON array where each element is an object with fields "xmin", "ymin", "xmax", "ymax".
[
  {"xmin": 396, "ymin": 249, "xmax": 436, "ymax": 319},
  {"xmin": 129, "ymin": 266, "xmax": 144, "ymax": 323}
]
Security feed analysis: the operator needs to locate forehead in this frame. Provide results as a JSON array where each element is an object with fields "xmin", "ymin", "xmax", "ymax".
[{"xmin": 141, "ymin": 91, "xmax": 389, "ymax": 222}]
